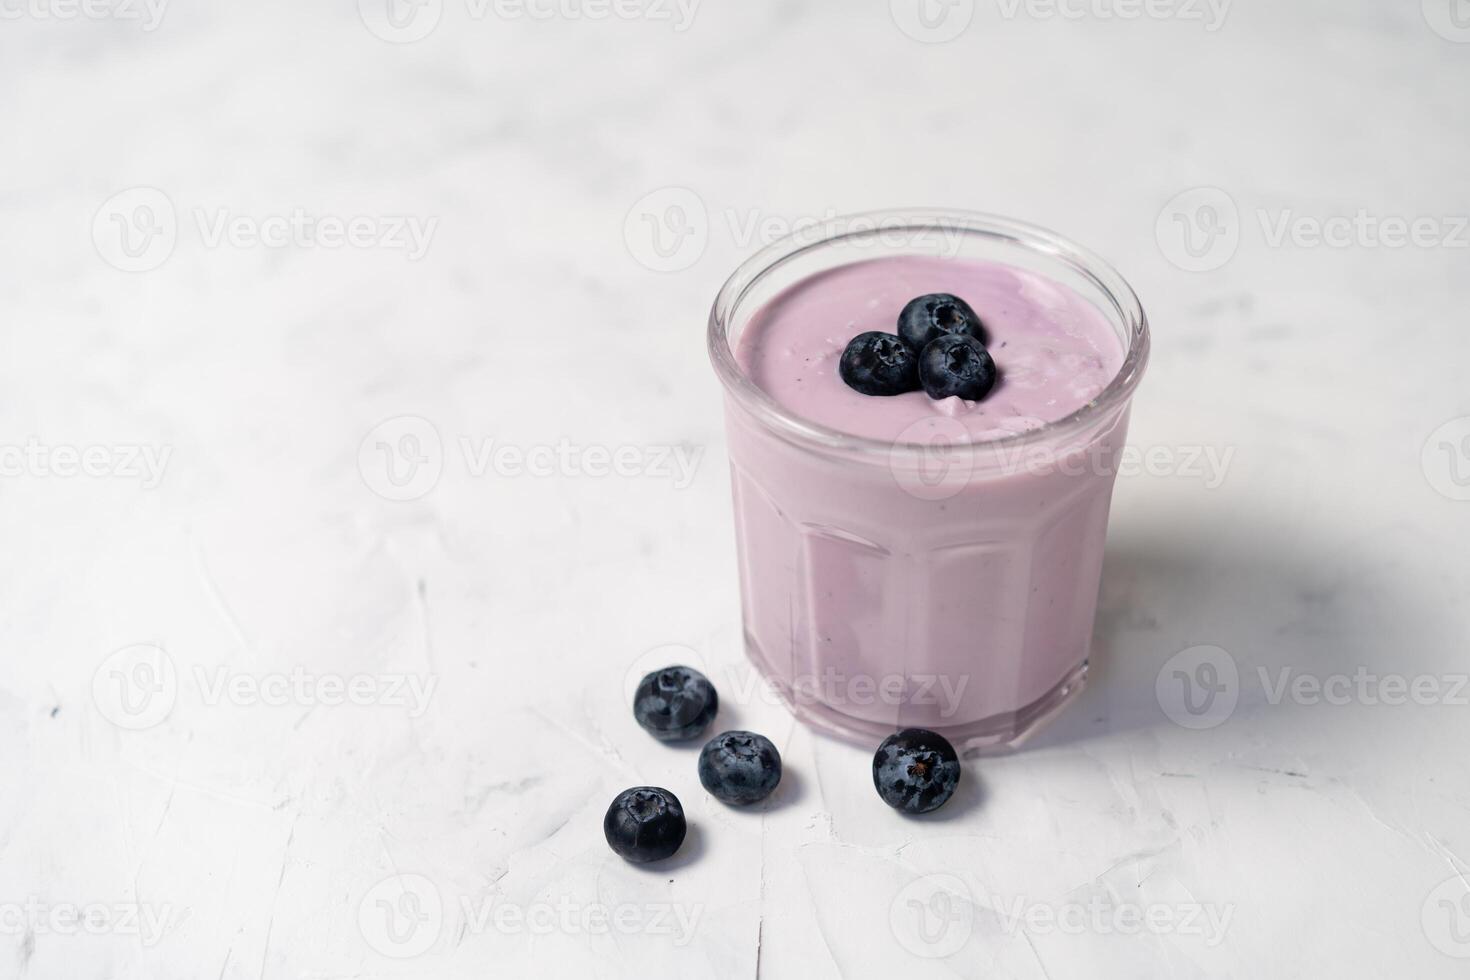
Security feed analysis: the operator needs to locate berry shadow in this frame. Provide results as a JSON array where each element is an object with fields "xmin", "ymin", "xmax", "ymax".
[{"xmin": 760, "ymin": 764, "xmax": 804, "ymax": 810}]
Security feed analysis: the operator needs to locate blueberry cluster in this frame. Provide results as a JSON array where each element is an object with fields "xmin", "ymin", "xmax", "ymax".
[
  {"xmin": 839, "ymin": 292, "xmax": 998, "ymax": 401},
  {"xmin": 603, "ymin": 666, "xmax": 963, "ymax": 863}
]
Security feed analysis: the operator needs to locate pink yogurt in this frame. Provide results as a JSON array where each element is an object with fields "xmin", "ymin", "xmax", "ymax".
[
  {"xmin": 737, "ymin": 256, "xmax": 1123, "ymax": 442},
  {"xmin": 712, "ymin": 229, "xmax": 1147, "ymax": 750}
]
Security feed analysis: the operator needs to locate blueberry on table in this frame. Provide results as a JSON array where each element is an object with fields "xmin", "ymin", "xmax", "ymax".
[
  {"xmin": 918, "ymin": 334, "xmax": 997, "ymax": 401},
  {"xmin": 634, "ymin": 666, "xmax": 718, "ymax": 741},
  {"xmin": 698, "ymin": 731, "xmax": 782, "ymax": 805},
  {"xmin": 840, "ymin": 331, "xmax": 921, "ymax": 396},
  {"xmin": 898, "ymin": 293, "xmax": 985, "ymax": 351},
  {"xmin": 604, "ymin": 786, "xmax": 687, "ymax": 863},
  {"xmin": 873, "ymin": 728, "xmax": 961, "ymax": 814}
]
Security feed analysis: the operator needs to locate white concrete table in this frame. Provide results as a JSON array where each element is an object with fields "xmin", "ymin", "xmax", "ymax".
[{"xmin": 2, "ymin": 0, "xmax": 1468, "ymax": 976}]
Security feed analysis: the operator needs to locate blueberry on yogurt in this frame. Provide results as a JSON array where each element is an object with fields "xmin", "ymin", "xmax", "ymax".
[
  {"xmin": 897, "ymin": 293, "xmax": 985, "ymax": 351},
  {"xmin": 839, "ymin": 331, "xmax": 920, "ymax": 396},
  {"xmin": 918, "ymin": 334, "xmax": 997, "ymax": 401}
]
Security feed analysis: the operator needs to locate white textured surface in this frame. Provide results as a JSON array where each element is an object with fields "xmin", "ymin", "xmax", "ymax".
[{"xmin": 3, "ymin": 1, "xmax": 1470, "ymax": 977}]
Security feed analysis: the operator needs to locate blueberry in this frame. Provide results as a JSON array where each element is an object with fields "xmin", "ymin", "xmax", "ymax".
[
  {"xmin": 898, "ymin": 293, "xmax": 985, "ymax": 351},
  {"xmin": 918, "ymin": 334, "xmax": 997, "ymax": 401},
  {"xmin": 698, "ymin": 731, "xmax": 782, "ymax": 805},
  {"xmin": 839, "ymin": 332, "xmax": 920, "ymax": 396},
  {"xmin": 872, "ymin": 728, "xmax": 961, "ymax": 814},
  {"xmin": 634, "ymin": 666, "xmax": 718, "ymax": 741},
  {"xmin": 603, "ymin": 786, "xmax": 687, "ymax": 863}
]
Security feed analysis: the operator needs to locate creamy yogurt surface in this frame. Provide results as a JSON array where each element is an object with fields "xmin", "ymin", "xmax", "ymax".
[{"xmin": 734, "ymin": 255, "xmax": 1125, "ymax": 443}]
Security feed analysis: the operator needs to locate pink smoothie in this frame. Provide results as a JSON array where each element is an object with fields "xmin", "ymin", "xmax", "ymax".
[{"xmin": 718, "ymin": 253, "xmax": 1137, "ymax": 747}]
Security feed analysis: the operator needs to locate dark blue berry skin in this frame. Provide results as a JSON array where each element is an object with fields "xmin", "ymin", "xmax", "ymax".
[
  {"xmin": 698, "ymin": 731, "xmax": 782, "ymax": 805},
  {"xmin": 634, "ymin": 666, "xmax": 718, "ymax": 741},
  {"xmin": 873, "ymin": 728, "xmax": 961, "ymax": 814},
  {"xmin": 898, "ymin": 293, "xmax": 985, "ymax": 351},
  {"xmin": 839, "ymin": 332, "xmax": 920, "ymax": 396},
  {"xmin": 604, "ymin": 787, "xmax": 687, "ymax": 863},
  {"xmin": 918, "ymin": 334, "xmax": 997, "ymax": 401}
]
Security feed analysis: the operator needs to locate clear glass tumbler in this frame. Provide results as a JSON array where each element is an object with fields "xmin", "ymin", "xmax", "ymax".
[{"xmin": 707, "ymin": 209, "xmax": 1150, "ymax": 750}]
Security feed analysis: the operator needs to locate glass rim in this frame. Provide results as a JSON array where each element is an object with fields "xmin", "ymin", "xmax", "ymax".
[{"xmin": 707, "ymin": 207, "xmax": 1150, "ymax": 461}]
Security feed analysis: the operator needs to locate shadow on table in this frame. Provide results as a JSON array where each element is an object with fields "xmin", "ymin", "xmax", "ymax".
[{"xmin": 1018, "ymin": 516, "xmax": 1443, "ymax": 753}]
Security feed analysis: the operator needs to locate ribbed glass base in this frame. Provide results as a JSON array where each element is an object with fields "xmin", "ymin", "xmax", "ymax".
[{"xmin": 745, "ymin": 634, "xmax": 1088, "ymax": 754}]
